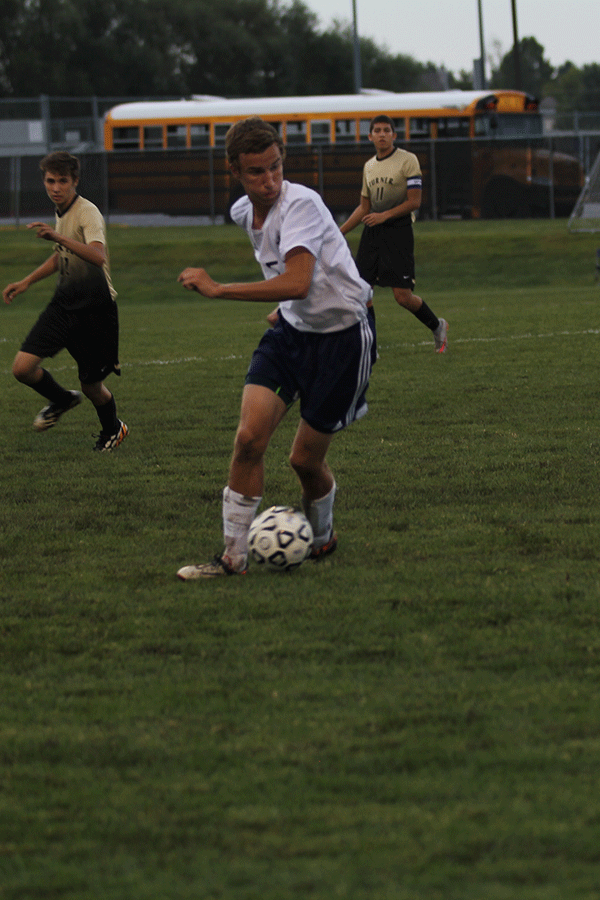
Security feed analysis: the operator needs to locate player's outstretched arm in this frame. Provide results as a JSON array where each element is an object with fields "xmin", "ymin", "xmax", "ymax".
[
  {"xmin": 178, "ymin": 248, "xmax": 316, "ymax": 303},
  {"xmin": 3, "ymin": 253, "xmax": 58, "ymax": 304},
  {"xmin": 28, "ymin": 222, "xmax": 106, "ymax": 269},
  {"xmin": 178, "ymin": 267, "xmax": 222, "ymax": 297},
  {"xmin": 3, "ymin": 279, "xmax": 29, "ymax": 304}
]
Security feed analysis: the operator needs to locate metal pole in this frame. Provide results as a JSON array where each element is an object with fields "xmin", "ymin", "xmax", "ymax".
[
  {"xmin": 9, "ymin": 155, "xmax": 22, "ymax": 226},
  {"xmin": 209, "ymin": 148, "xmax": 215, "ymax": 222},
  {"xmin": 511, "ymin": 0, "xmax": 522, "ymax": 90},
  {"xmin": 548, "ymin": 136, "xmax": 555, "ymax": 219},
  {"xmin": 102, "ymin": 150, "xmax": 110, "ymax": 223},
  {"xmin": 352, "ymin": 0, "xmax": 362, "ymax": 93},
  {"xmin": 91, "ymin": 96, "xmax": 101, "ymax": 150},
  {"xmin": 41, "ymin": 94, "xmax": 52, "ymax": 152},
  {"xmin": 477, "ymin": 0, "xmax": 486, "ymax": 89},
  {"xmin": 429, "ymin": 140, "xmax": 437, "ymax": 221}
]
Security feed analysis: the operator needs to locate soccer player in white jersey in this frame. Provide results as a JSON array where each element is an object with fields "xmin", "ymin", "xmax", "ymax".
[
  {"xmin": 340, "ymin": 115, "xmax": 448, "ymax": 353},
  {"xmin": 176, "ymin": 116, "xmax": 376, "ymax": 578},
  {"xmin": 3, "ymin": 152, "xmax": 128, "ymax": 451}
]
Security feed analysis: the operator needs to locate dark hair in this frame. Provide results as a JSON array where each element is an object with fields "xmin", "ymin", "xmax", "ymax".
[
  {"xmin": 225, "ymin": 117, "xmax": 285, "ymax": 169},
  {"xmin": 39, "ymin": 151, "xmax": 80, "ymax": 180},
  {"xmin": 369, "ymin": 114, "xmax": 396, "ymax": 133}
]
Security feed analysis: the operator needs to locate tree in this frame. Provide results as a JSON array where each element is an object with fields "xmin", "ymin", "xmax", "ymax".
[
  {"xmin": 360, "ymin": 38, "xmax": 433, "ymax": 93},
  {"xmin": 547, "ymin": 62, "xmax": 585, "ymax": 113},
  {"xmin": 271, "ymin": 0, "xmax": 324, "ymax": 95},
  {"xmin": 580, "ymin": 63, "xmax": 600, "ymax": 111},
  {"xmin": 490, "ymin": 36, "xmax": 554, "ymax": 98},
  {"xmin": 0, "ymin": 0, "xmax": 21, "ymax": 94},
  {"xmin": 542, "ymin": 62, "xmax": 600, "ymax": 115},
  {"xmin": 0, "ymin": 0, "xmax": 200, "ymax": 96},
  {"xmin": 3, "ymin": 0, "xmax": 597, "ymax": 105}
]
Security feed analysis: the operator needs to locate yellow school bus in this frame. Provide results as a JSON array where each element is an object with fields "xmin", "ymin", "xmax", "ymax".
[{"xmin": 103, "ymin": 90, "xmax": 583, "ymax": 218}]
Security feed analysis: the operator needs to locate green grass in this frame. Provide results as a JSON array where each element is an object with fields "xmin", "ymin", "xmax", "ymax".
[{"xmin": 1, "ymin": 219, "xmax": 600, "ymax": 899}]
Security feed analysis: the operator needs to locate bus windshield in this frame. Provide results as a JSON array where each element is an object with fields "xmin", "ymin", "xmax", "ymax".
[{"xmin": 474, "ymin": 113, "xmax": 543, "ymax": 138}]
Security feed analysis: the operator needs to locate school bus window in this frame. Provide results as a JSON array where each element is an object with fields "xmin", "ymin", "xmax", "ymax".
[
  {"xmin": 474, "ymin": 115, "xmax": 490, "ymax": 137},
  {"xmin": 113, "ymin": 126, "xmax": 141, "ymax": 150},
  {"xmin": 143, "ymin": 126, "xmax": 163, "ymax": 149},
  {"xmin": 190, "ymin": 123, "xmax": 210, "ymax": 147},
  {"xmin": 474, "ymin": 112, "xmax": 542, "ymax": 138},
  {"xmin": 410, "ymin": 118, "xmax": 431, "ymax": 138},
  {"xmin": 358, "ymin": 119, "xmax": 371, "ymax": 142},
  {"xmin": 311, "ymin": 120, "xmax": 331, "ymax": 144},
  {"xmin": 285, "ymin": 121, "xmax": 307, "ymax": 144},
  {"xmin": 436, "ymin": 117, "xmax": 470, "ymax": 138},
  {"xmin": 214, "ymin": 123, "xmax": 232, "ymax": 145},
  {"xmin": 167, "ymin": 124, "xmax": 187, "ymax": 149},
  {"xmin": 335, "ymin": 119, "xmax": 356, "ymax": 143}
]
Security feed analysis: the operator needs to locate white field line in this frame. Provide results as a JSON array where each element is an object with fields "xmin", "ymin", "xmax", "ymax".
[
  {"xmin": 0, "ymin": 352, "xmax": 245, "ymax": 374},
  {"xmin": 1, "ymin": 330, "xmax": 599, "ymax": 374},
  {"xmin": 394, "ymin": 328, "xmax": 600, "ymax": 350}
]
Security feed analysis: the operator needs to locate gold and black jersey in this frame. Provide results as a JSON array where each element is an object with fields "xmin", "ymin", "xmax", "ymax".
[
  {"xmin": 361, "ymin": 148, "xmax": 422, "ymax": 221},
  {"xmin": 53, "ymin": 195, "xmax": 116, "ymax": 309}
]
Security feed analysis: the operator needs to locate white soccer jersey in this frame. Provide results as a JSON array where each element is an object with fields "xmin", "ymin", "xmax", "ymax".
[{"xmin": 230, "ymin": 181, "xmax": 371, "ymax": 333}]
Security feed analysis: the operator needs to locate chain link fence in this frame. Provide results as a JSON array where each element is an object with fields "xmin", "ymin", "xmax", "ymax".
[{"xmin": 1, "ymin": 96, "xmax": 599, "ymax": 224}]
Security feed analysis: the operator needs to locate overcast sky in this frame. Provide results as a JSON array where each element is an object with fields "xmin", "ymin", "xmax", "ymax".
[{"xmin": 300, "ymin": 0, "xmax": 598, "ymax": 77}]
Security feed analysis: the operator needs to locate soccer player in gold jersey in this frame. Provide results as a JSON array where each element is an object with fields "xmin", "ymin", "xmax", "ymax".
[
  {"xmin": 340, "ymin": 115, "xmax": 448, "ymax": 353},
  {"xmin": 3, "ymin": 152, "xmax": 128, "ymax": 451}
]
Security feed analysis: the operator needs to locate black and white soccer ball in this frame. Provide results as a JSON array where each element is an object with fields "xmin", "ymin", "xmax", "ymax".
[{"xmin": 248, "ymin": 506, "xmax": 314, "ymax": 571}]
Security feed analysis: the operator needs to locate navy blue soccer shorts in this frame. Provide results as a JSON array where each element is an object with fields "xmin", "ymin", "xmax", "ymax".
[{"xmin": 245, "ymin": 311, "xmax": 376, "ymax": 435}]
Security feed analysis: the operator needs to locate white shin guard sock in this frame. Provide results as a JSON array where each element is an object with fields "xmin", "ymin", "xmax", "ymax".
[
  {"xmin": 222, "ymin": 486, "xmax": 262, "ymax": 570},
  {"xmin": 302, "ymin": 481, "xmax": 336, "ymax": 549}
]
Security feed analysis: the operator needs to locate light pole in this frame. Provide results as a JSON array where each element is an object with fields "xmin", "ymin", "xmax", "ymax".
[
  {"xmin": 352, "ymin": 0, "xmax": 362, "ymax": 93},
  {"xmin": 511, "ymin": 0, "xmax": 522, "ymax": 89},
  {"xmin": 477, "ymin": 0, "xmax": 486, "ymax": 88}
]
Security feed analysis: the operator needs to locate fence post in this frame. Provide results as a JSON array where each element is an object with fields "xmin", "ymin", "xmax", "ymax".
[
  {"xmin": 429, "ymin": 139, "xmax": 437, "ymax": 221},
  {"xmin": 40, "ymin": 95, "xmax": 51, "ymax": 152},
  {"xmin": 548, "ymin": 136, "xmax": 555, "ymax": 219},
  {"xmin": 9, "ymin": 155, "xmax": 21, "ymax": 226},
  {"xmin": 209, "ymin": 148, "xmax": 215, "ymax": 222},
  {"xmin": 92, "ymin": 96, "xmax": 102, "ymax": 149},
  {"xmin": 102, "ymin": 151, "xmax": 110, "ymax": 223},
  {"xmin": 317, "ymin": 147, "xmax": 324, "ymax": 197}
]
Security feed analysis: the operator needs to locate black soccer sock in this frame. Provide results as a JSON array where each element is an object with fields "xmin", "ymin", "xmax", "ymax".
[
  {"xmin": 414, "ymin": 301, "xmax": 440, "ymax": 332},
  {"xmin": 30, "ymin": 369, "xmax": 73, "ymax": 406},
  {"xmin": 95, "ymin": 394, "xmax": 119, "ymax": 434}
]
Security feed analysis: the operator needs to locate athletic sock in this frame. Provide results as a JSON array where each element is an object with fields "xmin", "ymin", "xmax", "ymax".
[
  {"xmin": 30, "ymin": 369, "xmax": 73, "ymax": 406},
  {"xmin": 302, "ymin": 481, "xmax": 337, "ymax": 549},
  {"xmin": 414, "ymin": 300, "xmax": 440, "ymax": 332},
  {"xmin": 95, "ymin": 394, "xmax": 119, "ymax": 434},
  {"xmin": 222, "ymin": 486, "xmax": 262, "ymax": 571}
]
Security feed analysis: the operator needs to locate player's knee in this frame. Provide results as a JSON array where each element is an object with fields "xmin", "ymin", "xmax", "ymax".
[
  {"xmin": 12, "ymin": 358, "xmax": 35, "ymax": 383},
  {"xmin": 233, "ymin": 424, "xmax": 268, "ymax": 465},
  {"xmin": 393, "ymin": 289, "xmax": 412, "ymax": 308},
  {"xmin": 80, "ymin": 382, "xmax": 105, "ymax": 404},
  {"xmin": 289, "ymin": 448, "xmax": 320, "ymax": 480}
]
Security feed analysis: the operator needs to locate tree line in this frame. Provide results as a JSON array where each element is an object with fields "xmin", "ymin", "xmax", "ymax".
[{"xmin": 1, "ymin": 0, "xmax": 598, "ymax": 111}]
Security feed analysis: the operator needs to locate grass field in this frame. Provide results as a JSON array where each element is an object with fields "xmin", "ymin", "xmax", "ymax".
[{"xmin": 1, "ymin": 219, "xmax": 600, "ymax": 899}]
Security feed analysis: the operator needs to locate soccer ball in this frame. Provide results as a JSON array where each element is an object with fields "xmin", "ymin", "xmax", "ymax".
[{"xmin": 248, "ymin": 506, "xmax": 314, "ymax": 571}]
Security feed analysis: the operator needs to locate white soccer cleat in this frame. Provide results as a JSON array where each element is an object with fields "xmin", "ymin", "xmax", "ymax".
[
  {"xmin": 33, "ymin": 390, "xmax": 82, "ymax": 431},
  {"xmin": 177, "ymin": 555, "xmax": 248, "ymax": 580},
  {"xmin": 433, "ymin": 318, "xmax": 449, "ymax": 353}
]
